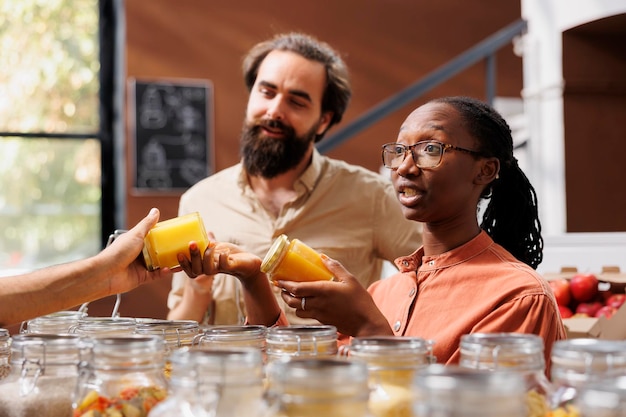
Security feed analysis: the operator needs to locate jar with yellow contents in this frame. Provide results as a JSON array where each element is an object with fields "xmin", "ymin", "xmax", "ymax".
[
  {"xmin": 459, "ymin": 333, "xmax": 554, "ymax": 417},
  {"xmin": 261, "ymin": 234, "xmax": 334, "ymax": 282},
  {"xmin": 142, "ymin": 211, "xmax": 209, "ymax": 271},
  {"xmin": 265, "ymin": 325, "xmax": 338, "ymax": 363},
  {"xmin": 345, "ymin": 336, "xmax": 435, "ymax": 417},
  {"xmin": 73, "ymin": 335, "xmax": 168, "ymax": 417},
  {"xmin": 412, "ymin": 365, "xmax": 528, "ymax": 417},
  {"xmin": 549, "ymin": 338, "xmax": 626, "ymax": 417},
  {"xmin": 264, "ymin": 358, "xmax": 373, "ymax": 417}
]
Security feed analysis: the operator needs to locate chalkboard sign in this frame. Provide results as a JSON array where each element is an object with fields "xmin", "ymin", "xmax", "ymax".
[{"xmin": 130, "ymin": 78, "xmax": 213, "ymax": 193}]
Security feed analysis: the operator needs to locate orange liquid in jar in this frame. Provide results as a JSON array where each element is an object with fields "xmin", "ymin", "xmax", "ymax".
[
  {"xmin": 143, "ymin": 212, "xmax": 209, "ymax": 270},
  {"xmin": 262, "ymin": 235, "xmax": 333, "ymax": 282}
]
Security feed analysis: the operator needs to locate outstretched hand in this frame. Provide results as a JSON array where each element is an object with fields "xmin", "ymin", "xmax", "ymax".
[
  {"xmin": 98, "ymin": 208, "xmax": 173, "ymax": 294},
  {"xmin": 276, "ymin": 254, "xmax": 393, "ymax": 338}
]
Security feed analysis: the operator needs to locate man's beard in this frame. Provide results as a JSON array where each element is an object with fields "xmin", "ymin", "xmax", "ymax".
[{"xmin": 241, "ymin": 119, "xmax": 318, "ymax": 178}]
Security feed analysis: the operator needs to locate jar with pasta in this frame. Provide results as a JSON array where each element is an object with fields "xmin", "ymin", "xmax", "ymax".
[
  {"xmin": 344, "ymin": 336, "xmax": 434, "ymax": 417},
  {"xmin": 149, "ymin": 347, "xmax": 266, "ymax": 417},
  {"xmin": 73, "ymin": 335, "xmax": 168, "ymax": 417},
  {"xmin": 265, "ymin": 325, "xmax": 338, "ymax": 362},
  {"xmin": 0, "ymin": 333, "xmax": 82, "ymax": 417},
  {"xmin": 264, "ymin": 357, "xmax": 373, "ymax": 417},
  {"xmin": 550, "ymin": 338, "xmax": 626, "ymax": 417},
  {"xmin": 412, "ymin": 364, "xmax": 527, "ymax": 417},
  {"xmin": 459, "ymin": 332, "xmax": 554, "ymax": 417}
]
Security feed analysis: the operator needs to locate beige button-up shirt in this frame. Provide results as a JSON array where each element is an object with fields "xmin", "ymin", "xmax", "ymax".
[{"xmin": 168, "ymin": 149, "xmax": 422, "ymax": 325}]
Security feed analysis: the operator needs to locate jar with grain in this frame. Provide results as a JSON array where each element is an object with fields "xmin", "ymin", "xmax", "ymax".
[
  {"xmin": 459, "ymin": 332, "xmax": 554, "ymax": 417},
  {"xmin": 346, "ymin": 336, "xmax": 434, "ymax": 417},
  {"xmin": 73, "ymin": 335, "xmax": 168, "ymax": 417},
  {"xmin": 264, "ymin": 358, "xmax": 373, "ymax": 417},
  {"xmin": 0, "ymin": 328, "xmax": 10, "ymax": 381},
  {"xmin": 0, "ymin": 333, "xmax": 81, "ymax": 417}
]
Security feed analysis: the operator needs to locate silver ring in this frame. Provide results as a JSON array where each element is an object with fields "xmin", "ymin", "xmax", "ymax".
[{"xmin": 301, "ymin": 297, "xmax": 306, "ymax": 311}]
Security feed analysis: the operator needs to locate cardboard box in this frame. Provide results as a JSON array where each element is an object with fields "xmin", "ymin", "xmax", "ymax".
[{"xmin": 543, "ymin": 266, "xmax": 626, "ymax": 339}]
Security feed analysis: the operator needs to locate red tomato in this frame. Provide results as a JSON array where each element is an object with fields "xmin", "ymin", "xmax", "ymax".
[
  {"xmin": 575, "ymin": 301, "xmax": 603, "ymax": 317},
  {"xmin": 595, "ymin": 305, "xmax": 617, "ymax": 319},
  {"xmin": 569, "ymin": 273, "xmax": 599, "ymax": 302},
  {"xmin": 558, "ymin": 305, "xmax": 573, "ymax": 318},
  {"xmin": 549, "ymin": 279, "xmax": 571, "ymax": 307},
  {"xmin": 606, "ymin": 294, "xmax": 626, "ymax": 309}
]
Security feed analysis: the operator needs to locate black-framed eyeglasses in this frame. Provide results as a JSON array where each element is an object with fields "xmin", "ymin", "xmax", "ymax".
[{"xmin": 381, "ymin": 140, "xmax": 483, "ymax": 169}]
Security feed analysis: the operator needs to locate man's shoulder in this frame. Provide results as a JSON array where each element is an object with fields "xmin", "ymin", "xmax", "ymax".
[
  {"xmin": 182, "ymin": 164, "xmax": 241, "ymax": 195},
  {"xmin": 322, "ymin": 156, "xmax": 392, "ymax": 187}
]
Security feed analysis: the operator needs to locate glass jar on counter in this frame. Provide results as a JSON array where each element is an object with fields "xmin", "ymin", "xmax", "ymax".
[
  {"xmin": 73, "ymin": 335, "xmax": 168, "ymax": 417},
  {"xmin": 550, "ymin": 338, "xmax": 626, "ymax": 416},
  {"xmin": 69, "ymin": 316, "xmax": 137, "ymax": 336},
  {"xmin": 193, "ymin": 325, "xmax": 267, "ymax": 358},
  {"xmin": 0, "ymin": 328, "xmax": 10, "ymax": 381},
  {"xmin": 21, "ymin": 310, "xmax": 87, "ymax": 334},
  {"xmin": 574, "ymin": 375, "xmax": 626, "ymax": 417},
  {"xmin": 459, "ymin": 332, "xmax": 554, "ymax": 417},
  {"xmin": 345, "ymin": 336, "xmax": 434, "ymax": 417},
  {"xmin": 265, "ymin": 325, "xmax": 338, "ymax": 362},
  {"xmin": 134, "ymin": 318, "xmax": 200, "ymax": 351},
  {"xmin": 149, "ymin": 347, "xmax": 266, "ymax": 417},
  {"xmin": 412, "ymin": 365, "xmax": 528, "ymax": 417},
  {"xmin": 265, "ymin": 358, "xmax": 373, "ymax": 417},
  {"xmin": 0, "ymin": 333, "xmax": 82, "ymax": 417}
]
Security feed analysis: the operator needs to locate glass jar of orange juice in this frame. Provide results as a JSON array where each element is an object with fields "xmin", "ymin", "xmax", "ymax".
[
  {"xmin": 142, "ymin": 212, "xmax": 209, "ymax": 271},
  {"xmin": 261, "ymin": 234, "xmax": 333, "ymax": 282}
]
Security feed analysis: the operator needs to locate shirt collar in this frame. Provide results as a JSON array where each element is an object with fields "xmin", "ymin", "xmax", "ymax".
[{"xmin": 395, "ymin": 230, "xmax": 494, "ymax": 273}]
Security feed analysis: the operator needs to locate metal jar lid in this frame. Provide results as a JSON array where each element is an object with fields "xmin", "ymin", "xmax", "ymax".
[{"xmin": 260, "ymin": 234, "xmax": 289, "ymax": 274}]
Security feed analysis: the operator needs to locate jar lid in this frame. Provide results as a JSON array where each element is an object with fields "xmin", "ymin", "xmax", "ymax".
[{"xmin": 260, "ymin": 234, "xmax": 289, "ymax": 274}]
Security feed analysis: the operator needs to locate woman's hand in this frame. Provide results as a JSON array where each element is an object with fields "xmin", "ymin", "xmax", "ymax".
[
  {"xmin": 178, "ymin": 240, "xmax": 263, "ymax": 286},
  {"xmin": 276, "ymin": 254, "xmax": 393, "ymax": 337}
]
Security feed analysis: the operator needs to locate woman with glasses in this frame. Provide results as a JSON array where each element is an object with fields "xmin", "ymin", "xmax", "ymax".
[{"xmin": 178, "ymin": 96, "xmax": 566, "ymax": 370}]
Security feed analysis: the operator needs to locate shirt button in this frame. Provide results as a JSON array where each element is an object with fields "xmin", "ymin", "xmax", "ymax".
[
  {"xmin": 409, "ymin": 288, "xmax": 416, "ymax": 297},
  {"xmin": 393, "ymin": 321, "xmax": 401, "ymax": 332}
]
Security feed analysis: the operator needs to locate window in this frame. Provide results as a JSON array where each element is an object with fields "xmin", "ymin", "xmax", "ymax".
[{"xmin": 0, "ymin": 0, "xmax": 116, "ymax": 275}]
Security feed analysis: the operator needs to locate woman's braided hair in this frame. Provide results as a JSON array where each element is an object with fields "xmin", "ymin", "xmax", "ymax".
[{"xmin": 434, "ymin": 96, "xmax": 543, "ymax": 269}]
